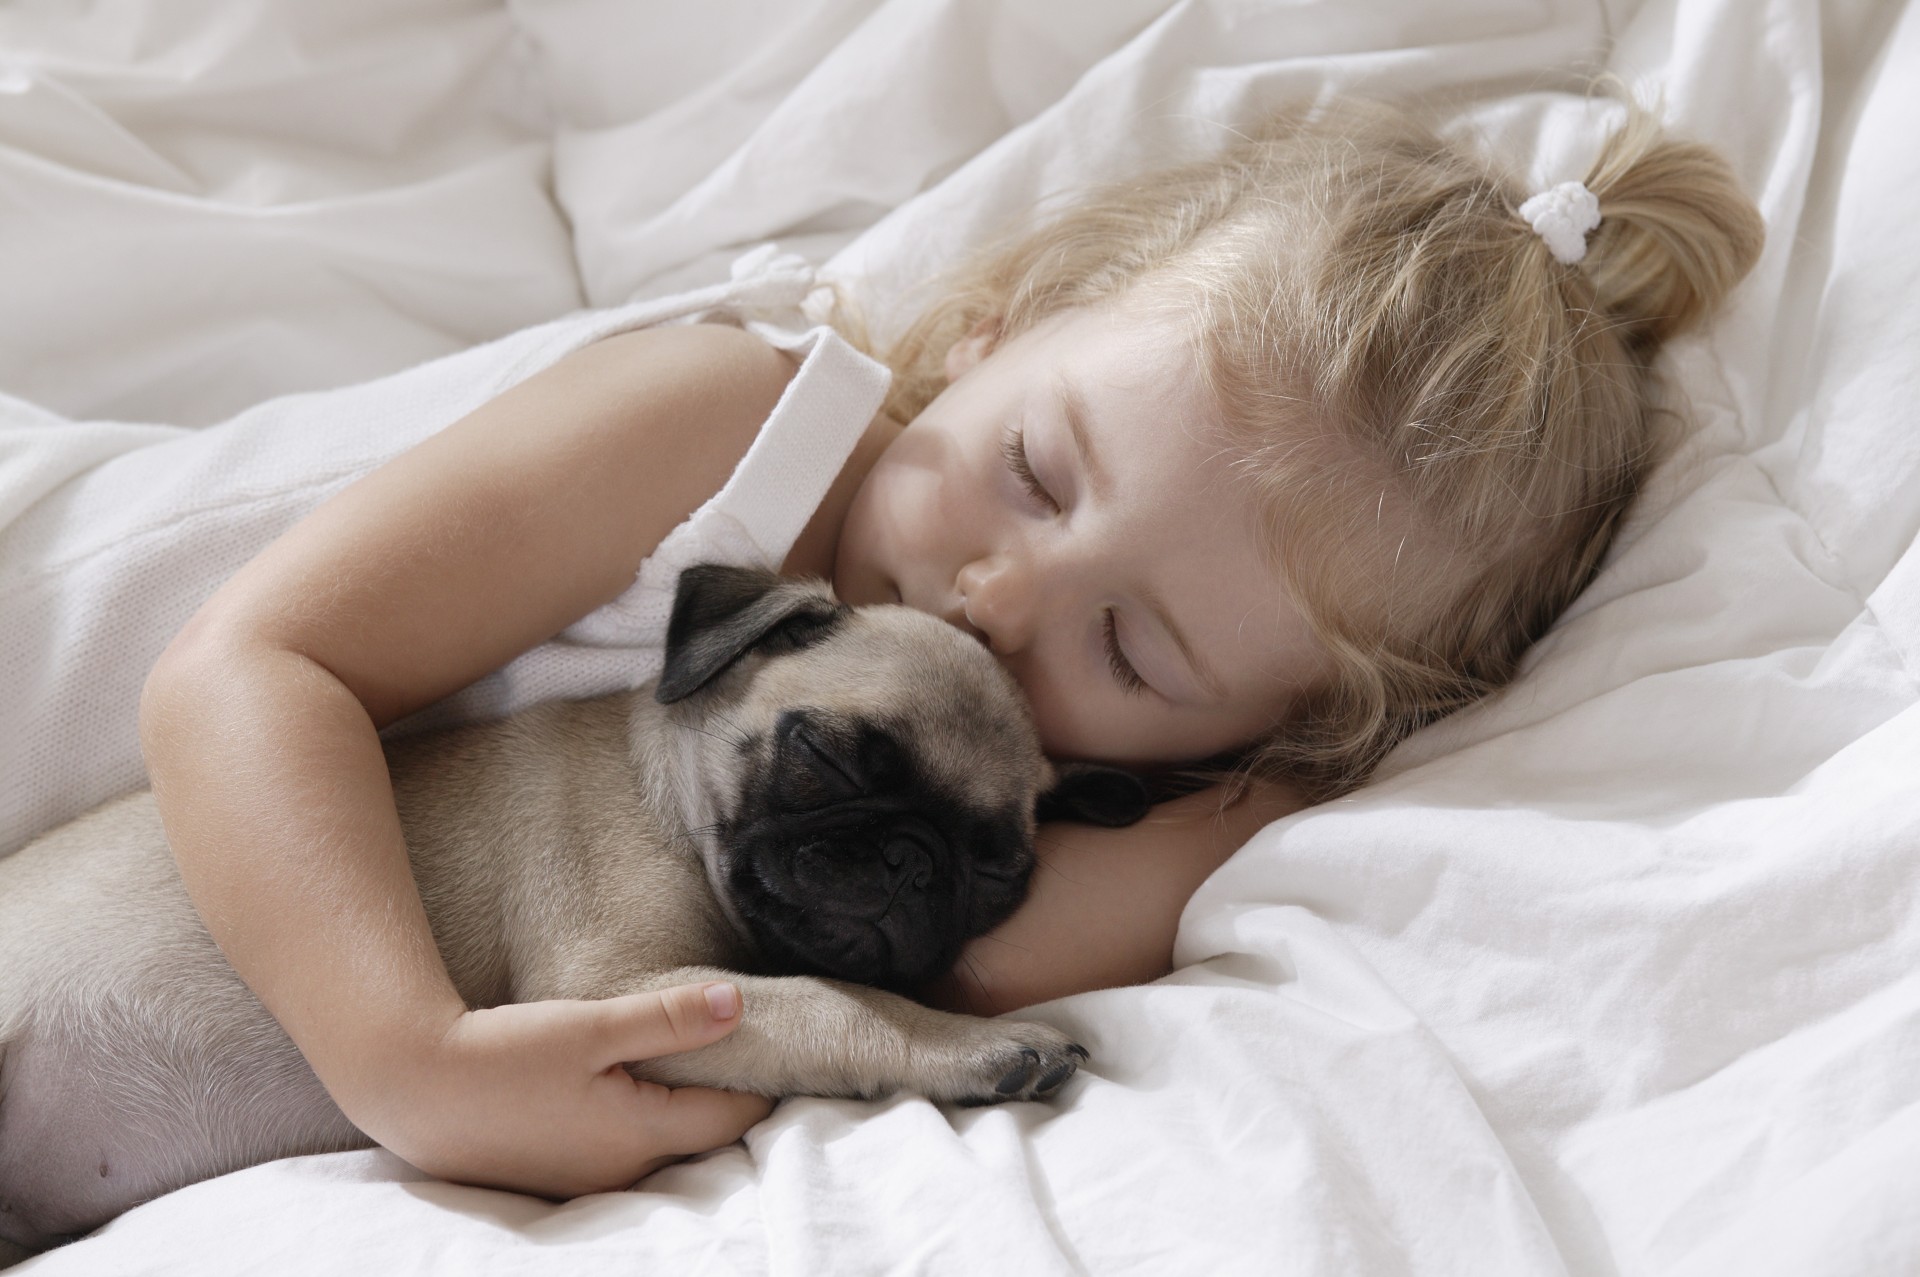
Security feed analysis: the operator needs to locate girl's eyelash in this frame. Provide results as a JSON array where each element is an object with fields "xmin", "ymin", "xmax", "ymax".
[
  {"xmin": 1103, "ymin": 609, "xmax": 1147, "ymax": 696},
  {"xmin": 1000, "ymin": 427, "xmax": 1057, "ymax": 510}
]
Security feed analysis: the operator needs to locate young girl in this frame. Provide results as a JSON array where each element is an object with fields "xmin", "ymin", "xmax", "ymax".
[{"xmin": 125, "ymin": 98, "xmax": 1761, "ymax": 1201}]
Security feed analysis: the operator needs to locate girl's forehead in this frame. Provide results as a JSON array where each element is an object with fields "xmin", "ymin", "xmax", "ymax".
[
  {"xmin": 1005, "ymin": 306, "xmax": 1226, "ymax": 449},
  {"xmin": 1020, "ymin": 297, "xmax": 1197, "ymax": 367},
  {"xmin": 1025, "ymin": 307, "xmax": 1235, "ymax": 477}
]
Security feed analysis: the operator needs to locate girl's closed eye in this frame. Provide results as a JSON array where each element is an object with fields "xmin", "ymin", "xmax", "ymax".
[
  {"xmin": 1102, "ymin": 609, "xmax": 1148, "ymax": 697},
  {"xmin": 1000, "ymin": 426, "xmax": 1057, "ymax": 511}
]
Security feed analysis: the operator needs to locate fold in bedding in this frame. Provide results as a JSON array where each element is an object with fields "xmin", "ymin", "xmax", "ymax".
[{"xmin": 2, "ymin": 0, "xmax": 1915, "ymax": 1273}]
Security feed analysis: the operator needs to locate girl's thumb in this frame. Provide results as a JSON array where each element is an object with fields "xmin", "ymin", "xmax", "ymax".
[{"xmin": 595, "ymin": 982, "xmax": 743, "ymax": 1066}]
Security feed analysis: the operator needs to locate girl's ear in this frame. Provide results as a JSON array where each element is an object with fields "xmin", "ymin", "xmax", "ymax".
[
  {"xmin": 943, "ymin": 316, "xmax": 1002, "ymax": 382},
  {"xmin": 1036, "ymin": 762, "xmax": 1151, "ymax": 828}
]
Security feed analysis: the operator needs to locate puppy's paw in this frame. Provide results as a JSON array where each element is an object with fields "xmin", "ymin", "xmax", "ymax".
[{"xmin": 913, "ymin": 1019, "xmax": 1089, "ymax": 1106}]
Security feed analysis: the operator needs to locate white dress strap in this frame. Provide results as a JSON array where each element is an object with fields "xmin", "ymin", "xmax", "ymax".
[{"xmin": 569, "ymin": 324, "xmax": 889, "ymax": 646}]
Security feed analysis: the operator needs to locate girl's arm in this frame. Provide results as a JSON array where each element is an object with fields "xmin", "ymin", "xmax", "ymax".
[
  {"xmin": 927, "ymin": 779, "xmax": 1307, "ymax": 1015},
  {"xmin": 140, "ymin": 322, "xmax": 798, "ymax": 1199}
]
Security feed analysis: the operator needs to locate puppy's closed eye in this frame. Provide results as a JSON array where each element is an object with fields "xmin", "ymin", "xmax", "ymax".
[{"xmin": 782, "ymin": 715, "xmax": 864, "ymax": 800}]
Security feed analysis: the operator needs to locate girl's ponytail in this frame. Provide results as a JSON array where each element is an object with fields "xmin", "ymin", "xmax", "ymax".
[{"xmin": 1575, "ymin": 107, "xmax": 1766, "ymax": 350}]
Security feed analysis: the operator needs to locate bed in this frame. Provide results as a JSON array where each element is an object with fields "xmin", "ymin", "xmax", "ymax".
[{"xmin": 2, "ymin": 0, "xmax": 1915, "ymax": 1272}]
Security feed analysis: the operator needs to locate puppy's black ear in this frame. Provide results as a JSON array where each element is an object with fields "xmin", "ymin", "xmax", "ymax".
[
  {"xmin": 656, "ymin": 565, "xmax": 847, "ymax": 704},
  {"xmin": 1037, "ymin": 762, "xmax": 1151, "ymax": 828}
]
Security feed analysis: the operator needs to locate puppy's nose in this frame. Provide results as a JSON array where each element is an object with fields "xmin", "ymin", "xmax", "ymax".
[
  {"xmin": 776, "ymin": 709, "xmax": 865, "ymax": 798},
  {"xmin": 882, "ymin": 832, "xmax": 934, "ymax": 894}
]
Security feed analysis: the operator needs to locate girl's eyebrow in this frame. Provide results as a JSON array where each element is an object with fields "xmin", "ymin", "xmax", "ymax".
[{"xmin": 1053, "ymin": 376, "xmax": 1111, "ymax": 500}]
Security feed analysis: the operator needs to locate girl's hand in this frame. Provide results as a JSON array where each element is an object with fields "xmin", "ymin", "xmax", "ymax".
[{"xmin": 350, "ymin": 982, "xmax": 774, "ymax": 1201}]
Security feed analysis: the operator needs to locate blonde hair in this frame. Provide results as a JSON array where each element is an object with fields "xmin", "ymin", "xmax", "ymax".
[{"xmin": 852, "ymin": 97, "xmax": 1764, "ymax": 799}]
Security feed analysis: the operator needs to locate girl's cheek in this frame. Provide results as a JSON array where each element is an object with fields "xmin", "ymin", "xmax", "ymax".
[
  {"xmin": 887, "ymin": 473, "xmax": 946, "ymax": 563},
  {"xmin": 871, "ymin": 444, "xmax": 944, "ymax": 538},
  {"xmin": 1023, "ymin": 671, "xmax": 1121, "ymax": 762}
]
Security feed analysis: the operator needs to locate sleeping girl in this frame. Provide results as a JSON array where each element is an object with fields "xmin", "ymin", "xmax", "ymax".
[{"xmin": 50, "ymin": 95, "xmax": 1763, "ymax": 1202}]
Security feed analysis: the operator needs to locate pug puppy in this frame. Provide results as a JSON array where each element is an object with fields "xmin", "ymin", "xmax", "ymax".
[{"xmin": 0, "ymin": 565, "xmax": 1147, "ymax": 1260}]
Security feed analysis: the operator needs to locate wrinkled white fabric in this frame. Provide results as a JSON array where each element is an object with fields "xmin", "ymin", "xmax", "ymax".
[{"xmin": 3, "ymin": 0, "xmax": 1917, "ymax": 1274}]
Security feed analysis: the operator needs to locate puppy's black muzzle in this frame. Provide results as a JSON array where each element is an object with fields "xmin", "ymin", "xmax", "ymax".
[{"xmin": 723, "ymin": 709, "xmax": 1032, "ymax": 991}]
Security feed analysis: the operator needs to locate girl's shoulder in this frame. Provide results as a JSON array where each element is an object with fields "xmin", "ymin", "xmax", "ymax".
[{"xmin": 577, "ymin": 320, "xmax": 802, "ymax": 403}]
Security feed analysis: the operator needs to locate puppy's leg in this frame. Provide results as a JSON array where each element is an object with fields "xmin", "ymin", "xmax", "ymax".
[{"xmin": 611, "ymin": 967, "xmax": 1085, "ymax": 1105}]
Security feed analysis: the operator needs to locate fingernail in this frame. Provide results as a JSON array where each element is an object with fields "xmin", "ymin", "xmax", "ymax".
[{"xmin": 704, "ymin": 982, "xmax": 740, "ymax": 1020}]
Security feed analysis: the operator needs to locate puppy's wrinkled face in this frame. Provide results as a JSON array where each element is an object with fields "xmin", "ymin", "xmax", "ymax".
[{"xmin": 671, "ymin": 602, "xmax": 1047, "ymax": 992}]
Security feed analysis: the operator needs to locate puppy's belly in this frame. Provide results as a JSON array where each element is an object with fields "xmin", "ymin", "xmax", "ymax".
[
  {"xmin": 0, "ymin": 1005, "xmax": 365, "ymax": 1252},
  {"xmin": 0, "ymin": 796, "xmax": 367, "ymax": 1251}
]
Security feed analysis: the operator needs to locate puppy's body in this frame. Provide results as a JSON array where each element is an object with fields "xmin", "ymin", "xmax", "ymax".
[{"xmin": 0, "ymin": 570, "xmax": 1144, "ymax": 1257}]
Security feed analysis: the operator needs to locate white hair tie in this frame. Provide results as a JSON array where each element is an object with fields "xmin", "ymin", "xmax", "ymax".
[{"xmin": 1519, "ymin": 180, "xmax": 1602, "ymax": 265}]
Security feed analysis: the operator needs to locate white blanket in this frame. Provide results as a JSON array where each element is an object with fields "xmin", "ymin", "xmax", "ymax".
[{"xmin": 4, "ymin": 0, "xmax": 1915, "ymax": 1272}]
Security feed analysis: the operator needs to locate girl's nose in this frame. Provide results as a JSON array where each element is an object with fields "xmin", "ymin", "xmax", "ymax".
[{"xmin": 956, "ymin": 556, "xmax": 1038, "ymax": 654}]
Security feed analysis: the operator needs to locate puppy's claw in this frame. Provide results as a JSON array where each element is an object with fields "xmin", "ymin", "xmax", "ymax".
[
  {"xmin": 928, "ymin": 1021, "xmax": 1085, "ymax": 1105},
  {"xmin": 1035, "ymin": 1062, "xmax": 1076, "ymax": 1095}
]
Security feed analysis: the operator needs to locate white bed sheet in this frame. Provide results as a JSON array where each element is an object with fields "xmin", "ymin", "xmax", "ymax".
[{"xmin": 3, "ymin": 0, "xmax": 1916, "ymax": 1273}]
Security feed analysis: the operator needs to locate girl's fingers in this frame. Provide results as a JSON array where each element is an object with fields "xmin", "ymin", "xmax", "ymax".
[
  {"xmin": 392, "ymin": 997, "xmax": 770, "ymax": 1198},
  {"xmin": 640, "ymin": 1085, "xmax": 777, "ymax": 1157},
  {"xmin": 589, "ymin": 982, "xmax": 744, "ymax": 1067}
]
